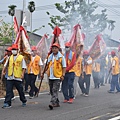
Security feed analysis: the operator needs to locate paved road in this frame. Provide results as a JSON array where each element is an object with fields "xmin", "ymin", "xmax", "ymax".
[{"xmin": 0, "ymin": 84, "xmax": 120, "ymax": 120}]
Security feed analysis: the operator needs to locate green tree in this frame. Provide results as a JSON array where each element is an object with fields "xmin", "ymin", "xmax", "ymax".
[
  {"xmin": 47, "ymin": 0, "xmax": 115, "ymax": 45},
  {"xmin": 0, "ymin": 22, "xmax": 13, "ymax": 45}
]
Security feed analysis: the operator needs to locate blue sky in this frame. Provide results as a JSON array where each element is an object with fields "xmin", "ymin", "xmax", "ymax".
[{"xmin": 0, "ymin": 0, "xmax": 120, "ymax": 40}]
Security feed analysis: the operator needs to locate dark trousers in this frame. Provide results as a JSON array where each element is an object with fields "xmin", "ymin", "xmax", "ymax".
[
  {"xmin": 24, "ymin": 73, "xmax": 29, "ymax": 91},
  {"xmin": 49, "ymin": 79, "xmax": 60, "ymax": 105},
  {"xmin": 110, "ymin": 74, "xmax": 120, "ymax": 92},
  {"xmin": 4, "ymin": 80, "xmax": 27, "ymax": 106},
  {"xmin": 78, "ymin": 72, "xmax": 91, "ymax": 95},
  {"xmin": 28, "ymin": 74, "xmax": 38, "ymax": 97},
  {"xmin": 5, "ymin": 78, "xmax": 14, "ymax": 98},
  {"xmin": 92, "ymin": 71, "xmax": 100, "ymax": 88},
  {"xmin": 62, "ymin": 72, "xmax": 75, "ymax": 100}
]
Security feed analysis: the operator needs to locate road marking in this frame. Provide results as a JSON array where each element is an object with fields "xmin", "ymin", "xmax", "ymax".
[
  {"xmin": 110, "ymin": 112, "xmax": 120, "ymax": 117},
  {"xmin": 88, "ymin": 113, "xmax": 111, "ymax": 120},
  {"xmin": 0, "ymin": 92, "xmax": 49, "ymax": 101},
  {"xmin": 109, "ymin": 116, "xmax": 120, "ymax": 120}
]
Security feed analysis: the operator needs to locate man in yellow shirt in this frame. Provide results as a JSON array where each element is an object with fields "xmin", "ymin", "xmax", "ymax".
[
  {"xmin": 41, "ymin": 43, "xmax": 66, "ymax": 110},
  {"xmin": 108, "ymin": 51, "xmax": 120, "ymax": 93},
  {"xmin": 78, "ymin": 50, "xmax": 92, "ymax": 97},
  {"xmin": 2, "ymin": 44, "xmax": 27, "ymax": 108},
  {"xmin": 27, "ymin": 46, "xmax": 43, "ymax": 98}
]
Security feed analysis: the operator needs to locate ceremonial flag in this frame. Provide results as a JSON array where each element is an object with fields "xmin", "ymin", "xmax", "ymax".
[
  {"xmin": 48, "ymin": 26, "xmax": 61, "ymax": 55},
  {"xmin": 13, "ymin": 16, "xmax": 19, "ymax": 34},
  {"xmin": 68, "ymin": 24, "xmax": 84, "ymax": 54},
  {"xmin": 89, "ymin": 34, "xmax": 106, "ymax": 60},
  {"xmin": 36, "ymin": 34, "xmax": 48, "ymax": 62}
]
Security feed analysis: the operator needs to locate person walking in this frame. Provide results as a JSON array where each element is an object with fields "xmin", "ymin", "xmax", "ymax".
[
  {"xmin": 74, "ymin": 44, "xmax": 83, "ymax": 99},
  {"xmin": 27, "ymin": 46, "xmax": 43, "ymax": 98},
  {"xmin": 41, "ymin": 43, "xmax": 66, "ymax": 109},
  {"xmin": 78, "ymin": 50, "xmax": 92, "ymax": 97},
  {"xmin": 108, "ymin": 51, "xmax": 120, "ymax": 93},
  {"xmin": 2, "ymin": 44, "xmax": 27, "ymax": 108},
  {"xmin": 62, "ymin": 42, "xmax": 76, "ymax": 103},
  {"xmin": 92, "ymin": 59, "xmax": 100, "ymax": 88}
]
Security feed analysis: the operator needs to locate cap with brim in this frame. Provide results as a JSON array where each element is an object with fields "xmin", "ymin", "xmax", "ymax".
[
  {"xmin": 52, "ymin": 43, "xmax": 60, "ymax": 48},
  {"xmin": 65, "ymin": 42, "xmax": 71, "ymax": 47},
  {"xmin": 111, "ymin": 51, "xmax": 116, "ymax": 55},
  {"xmin": 5, "ymin": 47, "xmax": 12, "ymax": 51},
  {"xmin": 12, "ymin": 44, "xmax": 18, "ymax": 50}
]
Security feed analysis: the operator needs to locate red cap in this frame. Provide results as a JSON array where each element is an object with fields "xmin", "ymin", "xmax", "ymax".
[
  {"xmin": 6, "ymin": 47, "xmax": 12, "ymax": 51},
  {"xmin": 83, "ymin": 50, "xmax": 89, "ymax": 55},
  {"xmin": 111, "ymin": 50, "xmax": 116, "ymax": 55},
  {"xmin": 12, "ymin": 44, "xmax": 18, "ymax": 50},
  {"xmin": 52, "ymin": 43, "xmax": 60, "ymax": 48},
  {"xmin": 65, "ymin": 42, "xmax": 71, "ymax": 47},
  {"xmin": 31, "ymin": 46, "xmax": 37, "ymax": 51}
]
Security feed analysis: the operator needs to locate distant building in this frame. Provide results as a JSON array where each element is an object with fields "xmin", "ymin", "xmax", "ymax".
[{"xmin": 27, "ymin": 31, "xmax": 42, "ymax": 46}]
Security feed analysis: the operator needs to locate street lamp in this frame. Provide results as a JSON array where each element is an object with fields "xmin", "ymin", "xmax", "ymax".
[
  {"xmin": 8, "ymin": 5, "xmax": 17, "ymax": 44},
  {"xmin": 28, "ymin": 1, "xmax": 35, "ymax": 35}
]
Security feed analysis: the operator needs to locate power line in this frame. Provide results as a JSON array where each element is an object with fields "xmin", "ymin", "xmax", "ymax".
[{"xmin": 94, "ymin": 0, "xmax": 120, "ymax": 16}]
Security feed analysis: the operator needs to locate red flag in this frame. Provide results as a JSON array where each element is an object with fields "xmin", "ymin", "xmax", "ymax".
[
  {"xmin": 14, "ymin": 17, "xmax": 19, "ymax": 34},
  {"xmin": 48, "ymin": 26, "xmax": 62, "ymax": 55},
  {"xmin": 89, "ymin": 34, "xmax": 106, "ymax": 60},
  {"xmin": 53, "ymin": 26, "xmax": 61, "ymax": 37},
  {"xmin": 69, "ymin": 24, "xmax": 84, "ymax": 53}
]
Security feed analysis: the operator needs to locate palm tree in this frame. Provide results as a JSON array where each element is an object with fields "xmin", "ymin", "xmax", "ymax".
[
  {"xmin": 28, "ymin": 1, "xmax": 35, "ymax": 34},
  {"xmin": 8, "ymin": 5, "xmax": 17, "ymax": 43}
]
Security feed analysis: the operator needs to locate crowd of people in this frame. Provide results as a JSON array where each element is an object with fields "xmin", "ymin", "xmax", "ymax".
[{"xmin": 0, "ymin": 41, "xmax": 120, "ymax": 110}]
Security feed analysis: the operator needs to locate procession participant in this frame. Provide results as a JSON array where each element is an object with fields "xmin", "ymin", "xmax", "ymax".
[
  {"xmin": 74, "ymin": 44, "xmax": 83, "ymax": 99},
  {"xmin": 27, "ymin": 46, "xmax": 43, "ymax": 98},
  {"xmin": 2, "ymin": 44, "xmax": 27, "ymax": 108},
  {"xmin": 41, "ymin": 43, "xmax": 66, "ymax": 110},
  {"xmin": 99, "ymin": 54, "xmax": 106, "ymax": 86},
  {"xmin": 108, "ymin": 51, "xmax": 120, "ymax": 93},
  {"xmin": 78, "ymin": 50, "xmax": 92, "ymax": 97},
  {"xmin": 1, "ymin": 47, "xmax": 16, "ymax": 100},
  {"xmin": 62, "ymin": 42, "xmax": 76, "ymax": 103},
  {"xmin": 92, "ymin": 59, "xmax": 100, "ymax": 88}
]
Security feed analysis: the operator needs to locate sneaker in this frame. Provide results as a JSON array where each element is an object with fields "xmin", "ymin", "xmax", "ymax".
[
  {"xmin": 49, "ymin": 104, "xmax": 53, "ymax": 110},
  {"xmin": 63, "ymin": 100, "xmax": 68, "ymax": 103},
  {"xmin": 29, "ymin": 96, "xmax": 34, "ymax": 99},
  {"xmin": 84, "ymin": 94, "xmax": 89, "ymax": 97},
  {"xmin": 80, "ymin": 93, "xmax": 85, "ymax": 96},
  {"xmin": 12, "ymin": 97, "xmax": 16, "ymax": 101},
  {"xmin": 22, "ymin": 102, "xmax": 26, "ymax": 107},
  {"xmin": 108, "ymin": 90, "xmax": 114, "ymax": 93},
  {"xmin": 2, "ymin": 103, "xmax": 11, "ymax": 108},
  {"xmin": 68, "ymin": 98, "xmax": 73, "ymax": 104}
]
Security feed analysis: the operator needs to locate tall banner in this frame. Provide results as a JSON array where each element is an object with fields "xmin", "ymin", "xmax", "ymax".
[
  {"xmin": 89, "ymin": 34, "xmax": 106, "ymax": 60},
  {"xmin": 13, "ymin": 16, "xmax": 19, "ymax": 34},
  {"xmin": 68, "ymin": 24, "xmax": 84, "ymax": 54},
  {"xmin": 36, "ymin": 34, "xmax": 48, "ymax": 62}
]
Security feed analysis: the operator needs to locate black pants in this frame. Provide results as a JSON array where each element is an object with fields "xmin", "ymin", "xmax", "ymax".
[
  {"xmin": 92, "ymin": 71, "xmax": 100, "ymax": 88},
  {"xmin": 24, "ymin": 73, "xmax": 29, "ymax": 91},
  {"xmin": 4, "ymin": 80, "xmax": 27, "ymax": 106},
  {"xmin": 28, "ymin": 74, "xmax": 38, "ymax": 97},
  {"xmin": 78, "ymin": 72, "xmax": 91, "ymax": 95}
]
